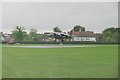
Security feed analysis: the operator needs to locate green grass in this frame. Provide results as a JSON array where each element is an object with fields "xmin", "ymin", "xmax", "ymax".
[{"xmin": 2, "ymin": 44, "xmax": 118, "ymax": 78}]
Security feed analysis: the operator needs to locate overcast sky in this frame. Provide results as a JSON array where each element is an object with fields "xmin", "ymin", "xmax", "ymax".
[{"xmin": 2, "ymin": 2, "xmax": 118, "ymax": 33}]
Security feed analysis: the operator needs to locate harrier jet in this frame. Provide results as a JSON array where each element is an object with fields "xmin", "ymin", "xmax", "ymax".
[{"xmin": 44, "ymin": 32, "xmax": 71, "ymax": 42}]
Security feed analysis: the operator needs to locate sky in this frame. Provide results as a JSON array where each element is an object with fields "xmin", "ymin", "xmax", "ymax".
[{"xmin": 2, "ymin": 2, "xmax": 118, "ymax": 33}]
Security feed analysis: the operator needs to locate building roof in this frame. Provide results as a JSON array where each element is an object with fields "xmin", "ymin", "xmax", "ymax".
[{"xmin": 72, "ymin": 31, "xmax": 96, "ymax": 37}]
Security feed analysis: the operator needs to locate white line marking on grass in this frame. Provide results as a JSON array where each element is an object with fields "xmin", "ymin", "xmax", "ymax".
[{"xmin": 3, "ymin": 45, "xmax": 98, "ymax": 48}]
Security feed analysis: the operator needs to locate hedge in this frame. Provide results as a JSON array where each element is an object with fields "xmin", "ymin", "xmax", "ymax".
[{"xmin": 2, "ymin": 41, "xmax": 120, "ymax": 45}]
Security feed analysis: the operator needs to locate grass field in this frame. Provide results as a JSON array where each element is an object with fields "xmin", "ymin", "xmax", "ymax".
[{"xmin": 2, "ymin": 44, "xmax": 118, "ymax": 78}]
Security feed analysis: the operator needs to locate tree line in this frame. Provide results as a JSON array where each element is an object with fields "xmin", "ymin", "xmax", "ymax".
[
  {"xmin": 8, "ymin": 25, "xmax": 120, "ymax": 43},
  {"xmin": 101, "ymin": 27, "xmax": 120, "ymax": 43}
]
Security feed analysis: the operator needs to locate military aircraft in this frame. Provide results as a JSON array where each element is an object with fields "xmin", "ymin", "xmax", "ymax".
[{"xmin": 44, "ymin": 32, "xmax": 71, "ymax": 42}]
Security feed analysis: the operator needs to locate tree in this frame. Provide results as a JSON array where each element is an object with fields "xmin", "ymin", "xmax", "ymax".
[
  {"xmin": 53, "ymin": 27, "xmax": 62, "ymax": 32},
  {"xmin": 29, "ymin": 28, "xmax": 37, "ymax": 37},
  {"xmin": 116, "ymin": 28, "xmax": 120, "ymax": 43},
  {"xmin": 29, "ymin": 28, "xmax": 41, "ymax": 41},
  {"xmin": 29, "ymin": 28, "xmax": 37, "ymax": 41},
  {"xmin": 23, "ymin": 34, "xmax": 33, "ymax": 42},
  {"xmin": 11, "ymin": 26, "xmax": 27, "ymax": 42},
  {"xmin": 73, "ymin": 25, "xmax": 85, "ymax": 31},
  {"xmin": 101, "ymin": 27, "xmax": 119, "ymax": 43}
]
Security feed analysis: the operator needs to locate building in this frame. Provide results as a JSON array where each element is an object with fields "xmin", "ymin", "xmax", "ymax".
[
  {"xmin": 71, "ymin": 31, "xmax": 96, "ymax": 42},
  {"xmin": 0, "ymin": 32, "xmax": 14, "ymax": 44}
]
